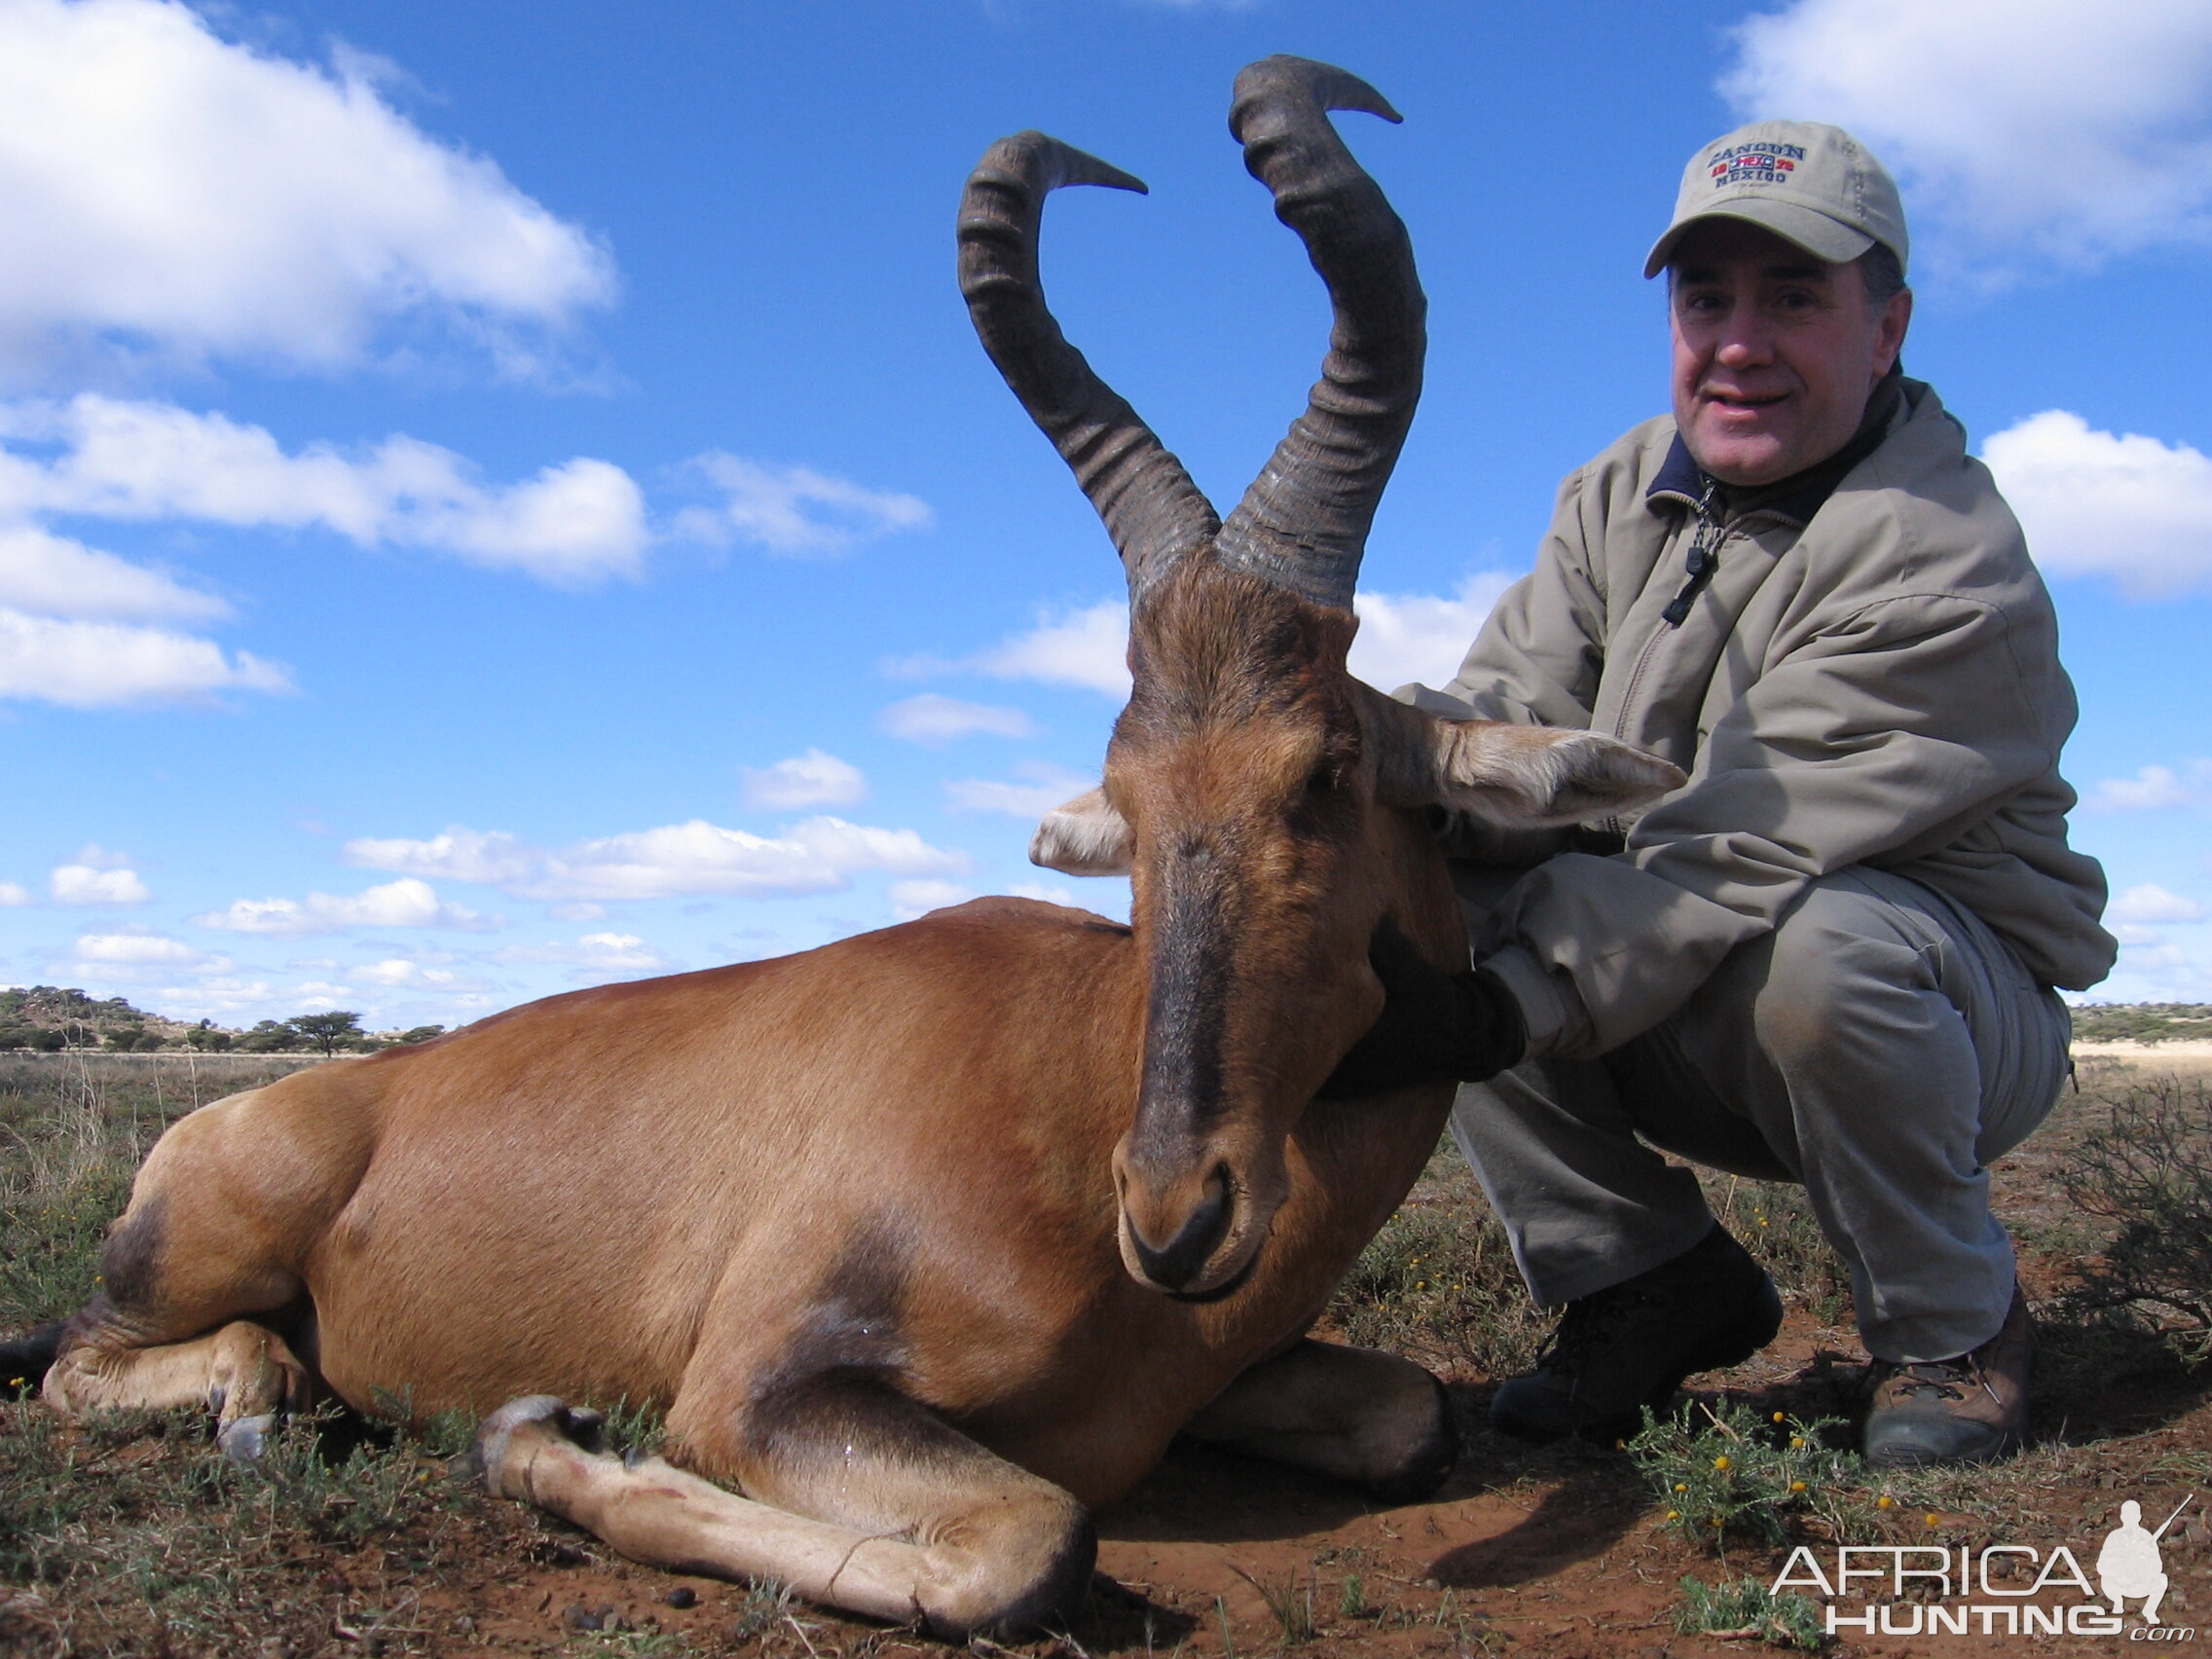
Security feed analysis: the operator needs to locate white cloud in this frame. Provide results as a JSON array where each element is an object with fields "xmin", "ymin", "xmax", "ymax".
[
  {"xmin": 876, "ymin": 693, "xmax": 1036, "ymax": 746},
  {"xmin": 1008, "ymin": 880, "xmax": 1081, "ymax": 907},
  {"xmin": 740, "ymin": 748, "xmax": 866, "ymax": 810},
  {"xmin": 344, "ymin": 816, "xmax": 971, "ymax": 903},
  {"xmin": 493, "ymin": 931, "xmax": 673, "ymax": 973},
  {"xmin": 2108, "ymin": 884, "xmax": 2210, "ymax": 925},
  {"xmin": 891, "ymin": 601, "xmax": 1131, "ymax": 698},
  {"xmin": 1980, "ymin": 412, "xmax": 2212, "ymax": 597},
  {"xmin": 51, "ymin": 846, "xmax": 149, "ymax": 904},
  {"xmin": 675, "ymin": 453, "xmax": 931, "ymax": 557},
  {"xmin": 1349, "ymin": 572, "xmax": 1514, "ymax": 692},
  {"xmin": 70, "ymin": 930, "xmax": 202, "ymax": 964},
  {"xmin": 194, "ymin": 876, "xmax": 495, "ymax": 938},
  {"xmin": 889, "ymin": 879, "xmax": 975, "ymax": 921},
  {"xmin": 2085, "ymin": 760, "xmax": 2212, "ymax": 813},
  {"xmin": 0, "ymin": 0, "xmax": 613, "ymax": 382},
  {"xmin": 350, "ymin": 958, "xmax": 491, "ymax": 991},
  {"xmin": 0, "ymin": 523, "xmax": 225, "ymax": 621},
  {"xmin": 1719, "ymin": 0, "xmax": 2212, "ymax": 276},
  {"xmin": 0, "ymin": 881, "xmax": 29, "ymax": 905},
  {"xmin": 944, "ymin": 761, "xmax": 1095, "ymax": 819},
  {"xmin": 0, "ymin": 608, "xmax": 290, "ymax": 707},
  {"xmin": 0, "ymin": 395, "xmax": 650, "ymax": 585}
]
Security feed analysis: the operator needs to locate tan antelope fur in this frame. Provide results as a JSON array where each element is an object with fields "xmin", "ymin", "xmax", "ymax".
[{"xmin": 29, "ymin": 59, "xmax": 1680, "ymax": 1639}]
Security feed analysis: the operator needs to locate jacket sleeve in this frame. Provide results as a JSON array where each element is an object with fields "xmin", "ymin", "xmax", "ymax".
[{"xmin": 1487, "ymin": 588, "xmax": 2060, "ymax": 1056}]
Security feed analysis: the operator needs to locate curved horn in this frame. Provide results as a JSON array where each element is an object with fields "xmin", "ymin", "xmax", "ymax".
[
  {"xmin": 959, "ymin": 131, "xmax": 1220, "ymax": 600},
  {"xmin": 1214, "ymin": 57, "xmax": 1425, "ymax": 612}
]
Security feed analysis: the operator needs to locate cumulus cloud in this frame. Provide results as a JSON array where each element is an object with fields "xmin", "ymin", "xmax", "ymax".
[
  {"xmin": 876, "ymin": 693, "xmax": 1036, "ymax": 746},
  {"xmin": 70, "ymin": 930, "xmax": 203, "ymax": 965},
  {"xmin": 1719, "ymin": 0, "xmax": 2212, "ymax": 276},
  {"xmin": 493, "ymin": 931, "xmax": 673, "ymax": 974},
  {"xmin": 1980, "ymin": 412, "xmax": 2212, "ymax": 596},
  {"xmin": 674, "ymin": 454, "xmax": 932, "ymax": 557},
  {"xmin": 2108, "ymin": 884, "xmax": 2210, "ymax": 925},
  {"xmin": 0, "ymin": 0, "xmax": 613, "ymax": 382},
  {"xmin": 890, "ymin": 601, "xmax": 1130, "ymax": 698},
  {"xmin": 0, "ymin": 608, "xmax": 290, "ymax": 707},
  {"xmin": 944, "ymin": 761, "xmax": 1096, "ymax": 819},
  {"xmin": 0, "ymin": 395, "xmax": 651, "ymax": 584},
  {"xmin": 740, "ymin": 748, "xmax": 866, "ymax": 811},
  {"xmin": 0, "ymin": 524, "xmax": 226, "ymax": 621},
  {"xmin": 0, "ymin": 881, "xmax": 30, "ymax": 905},
  {"xmin": 350, "ymin": 958, "xmax": 493, "ymax": 991},
  {"xmin": 2085, "ymin": 760, "xmax": 2212, "ymax": 813},
  {"xmin": 50, "ymin": 846, "xmax": 149, "ymax": 904},
  {"xmin": 1349, "ymin": 572, "xmax": 1515, "ymax": 692},
  {"xmin": 194, "ymin": 876, "xmax": 495, "ymax": 938},
  {"xmin": 343, "ymin": 816, "xmax": 970, "ymax": 903},
  {"xmin": 888, "ymin": 879, "xmax": 976, "ymax": 921}
]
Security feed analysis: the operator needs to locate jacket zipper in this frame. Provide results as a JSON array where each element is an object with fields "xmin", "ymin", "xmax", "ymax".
[{"xmin": 1597, "ymin": 486, "xmax": 1720, "ymax": 837}]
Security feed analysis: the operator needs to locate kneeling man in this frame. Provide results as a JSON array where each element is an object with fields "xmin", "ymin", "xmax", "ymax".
[{"xmin": 1338, "ymin": 122, "xmax": 2114, "ymax": 1468}]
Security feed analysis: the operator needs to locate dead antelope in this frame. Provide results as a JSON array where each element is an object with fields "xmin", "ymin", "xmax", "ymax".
[{"xmin": 19, "ymin": 57, "xmax": 1678, "ymax": 1638}]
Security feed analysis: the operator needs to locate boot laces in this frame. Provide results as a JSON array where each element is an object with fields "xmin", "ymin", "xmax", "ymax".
[{"xmin": 1886, "ymin": 1357, "xmax": 1976, "ymax": 1402}]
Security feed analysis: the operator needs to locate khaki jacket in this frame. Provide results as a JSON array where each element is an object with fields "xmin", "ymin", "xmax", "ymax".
[{"xmin": 1402, "ymin": 379, "xmax": 2115, "ymax": 1058}]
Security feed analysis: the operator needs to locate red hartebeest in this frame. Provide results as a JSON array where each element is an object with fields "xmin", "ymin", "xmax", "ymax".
[{"xmin": 20, "ymin": 59, "xmax": 1680, "ymax": 1638}]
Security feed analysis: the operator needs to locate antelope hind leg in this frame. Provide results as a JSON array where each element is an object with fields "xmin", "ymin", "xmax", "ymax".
[
  {"xmin": 45, "ymin": 1313, "xmax": 311, "ymax": 1462},
  {"xmin": 473, "ymin": 1383, "xmax": 1094, "ymax": 1640},
  {"xmin": 1182, "ymin": 1338, "xmax": 1456, "ymax": 1502}
]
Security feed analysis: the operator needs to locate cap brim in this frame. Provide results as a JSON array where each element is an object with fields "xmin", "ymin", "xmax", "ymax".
[{"xmin": 1643, "ymin": 198, "xmax": 1877, "ymax": 278}]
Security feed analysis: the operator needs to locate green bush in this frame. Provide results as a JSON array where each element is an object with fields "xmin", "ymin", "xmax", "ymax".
[{"xmin": 1627, "ymin": 1400, "xmax": 1856, "ymax": 1554}]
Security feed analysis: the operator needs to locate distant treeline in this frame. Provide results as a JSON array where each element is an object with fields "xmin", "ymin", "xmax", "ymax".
[
  {"xmin": 0, "ymin": 986, "xmax": 444, "ymax": 1056},
  {"xmin": 2068, "ymin": 1003, "xmax": 2212, "ymax": 1045}
]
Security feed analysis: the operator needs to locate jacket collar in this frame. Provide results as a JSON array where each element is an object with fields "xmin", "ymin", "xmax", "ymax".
[{"xmin": 1646, "ymin": 370, "xmax": 1906, "ymax": 529}]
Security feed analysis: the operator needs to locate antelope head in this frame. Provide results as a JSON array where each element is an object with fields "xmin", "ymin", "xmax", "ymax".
[{"xmin": 959, "ymin": 58, "xmax": 1680, "ymax": 1298}]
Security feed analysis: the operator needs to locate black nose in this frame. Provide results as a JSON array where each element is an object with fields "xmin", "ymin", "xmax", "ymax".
[{"xmin": 1128, "ymin": 1170, "xmax": 1232, "ymax": 1292}]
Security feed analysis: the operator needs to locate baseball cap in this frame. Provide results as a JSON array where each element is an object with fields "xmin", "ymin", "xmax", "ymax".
[{"xmin": 1644, "ymin": 121, "xmax": 1907, "ymax": 279}]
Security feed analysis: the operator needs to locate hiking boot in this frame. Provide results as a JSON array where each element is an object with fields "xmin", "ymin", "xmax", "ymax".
[
  {"xmin": 1862, "ymin": 1284, "xmax": 2033, "ymax": 1468},
  {"xmin": 1489, "ymin": 1224, "xmax": 1783, "ymax": 1444}
]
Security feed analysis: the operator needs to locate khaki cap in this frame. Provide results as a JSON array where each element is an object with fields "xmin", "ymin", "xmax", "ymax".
[{"xmin": 1644, "ymin": 120, "xmax": 1907, "ymax": 279}]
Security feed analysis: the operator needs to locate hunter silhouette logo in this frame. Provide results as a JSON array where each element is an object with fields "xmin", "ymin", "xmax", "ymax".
[{"xmin": 2100, "ymin": 1497, "xmax": 2190, "ymax": 1627}]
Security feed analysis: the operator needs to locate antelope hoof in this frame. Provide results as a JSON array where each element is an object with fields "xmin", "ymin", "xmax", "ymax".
[
  {"xmin": 470, "ymin": 1395, "xmax": 608, "ymax": 1498},
  {"xmin": 217, "ymin": 1412, "xmax": 276, "ymax": 1464}
]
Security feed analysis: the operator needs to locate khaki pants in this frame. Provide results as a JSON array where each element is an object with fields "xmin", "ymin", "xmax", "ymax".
[{"xmin": 1448, "ymin": 865, "xmax": 2072, "ymax": 1364}]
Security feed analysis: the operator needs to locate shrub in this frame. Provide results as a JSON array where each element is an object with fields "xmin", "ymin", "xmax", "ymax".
[
  {"xmin": 2058, "ymin": 1075, "xmax": 2212, "ymax": 1365},
  {"xmin": 1627, "ymin": 1400, "xmax": 1856, "ymax": 1554}
]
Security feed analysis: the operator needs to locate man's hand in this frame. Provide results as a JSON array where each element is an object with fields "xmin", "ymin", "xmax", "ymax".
[{"xmin": 1316, "ymin": 921, "xmax": 1529, "ymax": 1099}]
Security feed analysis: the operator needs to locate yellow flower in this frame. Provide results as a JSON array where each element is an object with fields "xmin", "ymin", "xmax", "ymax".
[
  {"xmin": 1674, "ymin": 1483, "xmax": 1686, "ymax": 1492},
  {"xmin": 1790, "ymin": 1481, "xmax": 1807, "ymax": 1493},
  {"xmin": 1666, "ymin": 1510, "xmax": 1680, "ymax": 1521},
  {"xmin": 1772, "ymin": 1412, "xmax": 1786, "ymax": 1423},
  {"xmin": 1877, "ymin": 1495, "xmax": 1894, "ymax": 1509},
  {"xmin": 1789, "ymin": 1436, "xmax": 1804, "ymax": 1448},
  {"xmin": 1924, "ymin": 1513, "xmax": 1940, "ymax": 1528},
  {"xmin": 1713, "ymin": 1456, "xmax": 1731, "ymax": 1470}
]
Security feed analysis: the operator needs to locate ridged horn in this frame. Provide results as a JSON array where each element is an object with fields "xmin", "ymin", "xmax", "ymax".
[
  {"xmin": 959, "ymin": 131, "xmax": 1220, "ymax": 600},
  {"xmin": 1214, "ymin": 56, "xmax": 1424, "ymax": 612}
]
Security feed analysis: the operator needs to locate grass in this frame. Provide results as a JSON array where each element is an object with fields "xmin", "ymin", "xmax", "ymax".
[{"xmin": 1671, "ymin": 1574, "xmax": 1825, "ymax": 1650}]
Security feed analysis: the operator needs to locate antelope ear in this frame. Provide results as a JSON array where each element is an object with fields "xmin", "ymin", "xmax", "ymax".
[
  {"xmin": 1030, "ymin": 787, "xmax": 1134, "ymax": 876},
  {"xmin": 1392, "ymin": 719, "xmax": 1684, "ymax": 826}
]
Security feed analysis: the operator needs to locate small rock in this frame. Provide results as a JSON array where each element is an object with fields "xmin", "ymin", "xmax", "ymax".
[
  {"xmin": 561, "ymin": 1603, "xmax": 601, "ymax": 1632},
  {"xmin": 664, "ymin": 1586, "xmax": 698, "ymax": 1609}
]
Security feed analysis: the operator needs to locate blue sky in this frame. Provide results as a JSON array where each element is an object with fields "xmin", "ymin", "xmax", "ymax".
[{"xmin": 2, "ymin": 0, "xmax": 2208, "ymax": 1029}]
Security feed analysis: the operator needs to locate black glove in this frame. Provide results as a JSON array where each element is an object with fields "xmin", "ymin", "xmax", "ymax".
[{"xmin": 1316, "ymin": 922, "xmax": 1529, "ymax": 1099}]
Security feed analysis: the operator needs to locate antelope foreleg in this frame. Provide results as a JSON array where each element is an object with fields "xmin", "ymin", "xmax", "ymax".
[
  {"xmin": 45, "ymin": 1311, "xmax": 310, "ymax": 1462},
  {"xmin": 473, "ymin": 1388, "xmax": 1094, "ymax": 1640},
  {"xmin": 1182, "ymin": 1338, "xmax": 1456, "ymax": 1502}
]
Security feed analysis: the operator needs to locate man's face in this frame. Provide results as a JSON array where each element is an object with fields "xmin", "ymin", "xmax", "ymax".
[{"xmin": 1669, "ymin": 219, "xmax": 1912, "ymax": 487}]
